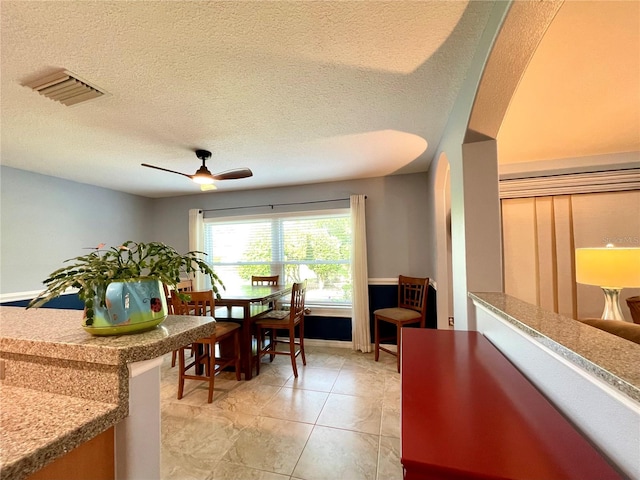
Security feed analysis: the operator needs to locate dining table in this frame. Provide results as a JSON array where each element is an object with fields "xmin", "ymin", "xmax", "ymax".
[{"xmin": 214, "ymin": 284, "xmax": 292, "ymax": 380}]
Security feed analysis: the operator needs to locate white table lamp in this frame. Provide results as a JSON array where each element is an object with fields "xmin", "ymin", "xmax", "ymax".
[{"xmin": 575, "ymin": 247, "xmax": 640, "ymax": 322}]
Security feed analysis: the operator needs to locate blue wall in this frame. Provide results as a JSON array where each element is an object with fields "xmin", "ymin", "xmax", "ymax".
[
  {"xmin": 3, "ymin": 284, "xmax": 437, "ymax": 343},
  {"xmin": 244, "ymin": 283, "xmax": 438, "ymax": 342},
  {"xmin": 2, "ymin": 294, "xmax": 84, "ymax": 310}
]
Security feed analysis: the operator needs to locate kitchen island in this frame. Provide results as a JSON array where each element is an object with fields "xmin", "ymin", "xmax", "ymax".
[{"xmin": 0, "ymin": 306, "xmax": 216, "ymax": 480}]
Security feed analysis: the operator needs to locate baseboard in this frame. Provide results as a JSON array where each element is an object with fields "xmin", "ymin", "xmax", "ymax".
[
  {"xmin": 0, "ymin": 290, "xmax": 43, "ymax": 303},
  {"xmin": 299, "ymin": 338, "xmax": 353, "ymax": 349},
  {"xmin": 299, "ymin": 338, "xmax": 397, "ymax": 352}
]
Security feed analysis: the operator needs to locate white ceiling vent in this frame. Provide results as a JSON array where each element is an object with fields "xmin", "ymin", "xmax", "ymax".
[{"xmin": 24, "ymin": 70, "xmax": 107, "ymax": 106}]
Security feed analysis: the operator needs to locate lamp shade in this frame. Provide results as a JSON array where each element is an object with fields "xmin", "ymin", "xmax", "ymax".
[{"xmin": 575, "ymin": 247, "xmax": 640, "ymax": 288}]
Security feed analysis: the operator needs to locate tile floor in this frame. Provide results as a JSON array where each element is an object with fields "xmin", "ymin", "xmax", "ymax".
[{"xmin": 160, "ymin": 345, "xmax": 403, "ymax": 480}]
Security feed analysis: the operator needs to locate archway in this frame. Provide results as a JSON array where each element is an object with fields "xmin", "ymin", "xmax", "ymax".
[{"xmin": 446, "ymin": 0, "xmax": 564, "ymax": 329}]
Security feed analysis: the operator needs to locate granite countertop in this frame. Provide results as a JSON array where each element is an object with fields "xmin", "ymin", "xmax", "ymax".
[
  {"xmin": 0, "ymin": 385, "xmax": 121, "ymax": 479},
  {"xmin": 0, "ymin": 306, "xmax": 216, "ymax": 364},
  {"xmin": 469, "ymin": 292, "xmax": 640, "ymax": 403},
  {"xmin": 0, "ymin": 306, "xmax": 216, "ymax": 480}
]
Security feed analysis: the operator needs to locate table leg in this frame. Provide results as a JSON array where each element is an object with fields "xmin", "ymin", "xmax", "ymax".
[
  {"xmin": 194, "ymin": 343, "xmax": 205, "ymax": 375},
  {"xmin": 242, "ymin": 305, "xmax": 253, "ymax": 380}
]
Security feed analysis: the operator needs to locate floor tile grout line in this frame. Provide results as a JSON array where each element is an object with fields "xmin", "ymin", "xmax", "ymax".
[
  {"xmin": 375, "ymin": 431, "xmax": 384, "ymax": 480},
  {"xmin": 325, "ymin": 390, "xmax": 385, "ymax": 405},
  {"xmin": 214, "ymin": 456, "xmax": 291, "ymax": 478},
  {"xmin": 290, "ymin": 357, "xmax": 376, "ymax": 480},
  {"xmin": 289, "ymin": 423, "xmax": 319, "ymax": 479},
  {"xmin": 309, "ymin": 423, "xmax": 382, "ymax": 438},
  {"xmin": 160, "ymin": 347, "xmax": 402, "ymax": 480},
  {"xmin": 260, "ymin": 385, "xmax": 331, "ymax": 426}
]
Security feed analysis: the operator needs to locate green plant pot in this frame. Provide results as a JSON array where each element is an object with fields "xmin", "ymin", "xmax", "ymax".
[{"xmin": 83, "ymin": 278, "xmax": 167, "ymax": 336}]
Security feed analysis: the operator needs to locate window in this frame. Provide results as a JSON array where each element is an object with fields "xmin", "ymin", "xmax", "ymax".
[{"xmin": 204, "ymin": 209, "xmax": 352, "ymax": 306}]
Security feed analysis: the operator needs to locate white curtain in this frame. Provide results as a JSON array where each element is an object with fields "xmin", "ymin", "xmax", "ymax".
[
  {"xmin": 350, "ymin": 194, "xmax": 371, "ymax": 352},
  {"xmin": 188, "ymin": 208, "xmax": 206, "ymax": 291}
]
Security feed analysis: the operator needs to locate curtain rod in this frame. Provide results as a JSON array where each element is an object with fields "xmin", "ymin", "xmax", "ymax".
[{"xmin": 202, "ymin": 196, "xmax": 366, "ymax": 213}]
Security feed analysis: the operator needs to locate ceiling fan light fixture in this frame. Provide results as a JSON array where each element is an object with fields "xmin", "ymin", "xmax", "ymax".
[
  {"xmin": 192, "ymin": 174, "xmax": 215, "ymax": 185},
  {"xmin": 192, "ymin": 164, "xmax": 215, "ymax": 184}
]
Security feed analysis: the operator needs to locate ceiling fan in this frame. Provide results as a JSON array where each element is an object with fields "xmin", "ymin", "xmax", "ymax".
[{"xmin": 141, "ymin": 149, "xmax": 253, "ymax": 191}]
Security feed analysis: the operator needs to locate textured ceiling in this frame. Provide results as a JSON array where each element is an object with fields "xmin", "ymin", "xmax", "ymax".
[
  {"xmin": 1, "ymin": 1, "xmax": 638, "ymax": 199},
  {"xmin": 0, "ymin": 1, "xmax": 489, "ymax": 198}
]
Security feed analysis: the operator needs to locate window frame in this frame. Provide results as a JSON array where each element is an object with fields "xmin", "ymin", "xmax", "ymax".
[{"xmin": 203, "ymin": 208, "xmax": 353, "ymax": 314}]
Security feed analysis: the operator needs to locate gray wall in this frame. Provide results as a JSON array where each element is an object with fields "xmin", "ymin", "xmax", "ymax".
[
  {"xmin": 150, "ymin": 173, "xmax": 432, "ymax": 279},
  {"xmin": 0, "ymin": 166, "xmax": 152, "ymax": 293},
  {"xmin": 0, "ymin": 167, "xmax": 432, "ymax": 295}
]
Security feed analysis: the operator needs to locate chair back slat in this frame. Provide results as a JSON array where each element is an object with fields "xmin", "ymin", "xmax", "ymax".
[
  {"xmin": 252, "ymin": 275, "xmax": 279, "ymax": 286},
  {"xmin": 375, "ymin": 275, "xmax": 430, "ymax": 372},
  {"xmin": 176, "ymin": 279, "xmax": 194, "ymax": 292},
  {"xmin": 289, "ymin": 281, "xmax": 306, "ymax": 323},
  {"xmin": 398, "ymin": 276, "xmax": 429, "ymax": 313},
  {"xmin": 165, "ymin": 279, "xmax": 194, "ymax": 314},
  {"xmin": 171, "ymin": 290, "xmax": 215, "ymax": 317}
]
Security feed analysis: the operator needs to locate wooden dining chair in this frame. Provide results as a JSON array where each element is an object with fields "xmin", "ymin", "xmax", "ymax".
[
  {"xmin": 165, "ymin": 279, "xmax": 194, "ymax": 314},
  {"xmin": 374, "ymin": 276, "xmax": 429, "ymax": 372},
  {"xmin": 171, "ymin": 290, "xmax": 241, "ymax": 403},
  {"xmin": 166, "ymin": 279, "xmax": 195, "ymax": 367},
  {"xmin": 251, "ymin": 275, "xmax": 280, "ymax": 351},
  {"xmin": 255, "ymin": 281, "xmax": 306, "ymax": 377}
]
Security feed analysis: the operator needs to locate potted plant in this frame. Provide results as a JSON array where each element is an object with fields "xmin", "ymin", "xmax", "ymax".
[{"xmin": 27, "ymin": 241, "xmax": 224, "ymax": 336}]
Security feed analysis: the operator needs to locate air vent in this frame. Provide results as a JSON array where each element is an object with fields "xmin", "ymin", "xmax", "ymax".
[{"xmin": 24, "ymin": 70, "xmax": 107, "ymax": 106}]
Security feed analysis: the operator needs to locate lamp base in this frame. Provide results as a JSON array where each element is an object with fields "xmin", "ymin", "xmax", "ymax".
[{"xmin": 600, "ymin": 288, "xmax": 628, "ymax": 322}]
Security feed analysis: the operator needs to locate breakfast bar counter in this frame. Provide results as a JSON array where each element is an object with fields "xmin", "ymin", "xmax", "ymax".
[
  {"xmin": 0, "ymin": 384, "xmax": 120, "ymax": 480},
  {"xmin": 0, "ymin": 306, "xmax": 216, "ymax": 480},
  {"xmin": 469, "ymin": 293, "xmax": 640, "ymax": 479}
]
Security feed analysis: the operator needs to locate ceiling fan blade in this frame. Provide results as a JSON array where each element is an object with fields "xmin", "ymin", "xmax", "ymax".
[
  {"xmin": 212, "ymin": 168, "xmax": 253, "ymax": 180},
  {"xmin": 141, "ymin": 163, "xmax": 192, "ymax": 179}
]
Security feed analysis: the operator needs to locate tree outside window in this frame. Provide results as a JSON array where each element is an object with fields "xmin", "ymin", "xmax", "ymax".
[{"xmin": 205, "ymin": 211, "xmax": 352, "ymax": 305}]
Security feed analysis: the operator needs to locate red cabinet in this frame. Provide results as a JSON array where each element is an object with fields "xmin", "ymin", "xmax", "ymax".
[{"xmin": 401, "ymin": 329, "xmax": 623, "ymax": 480}]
